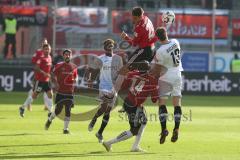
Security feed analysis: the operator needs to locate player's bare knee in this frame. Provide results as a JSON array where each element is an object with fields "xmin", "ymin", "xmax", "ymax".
[
  {"xmin": 32, "ymin": 92, "xmax": 38, "ymax": 99},
  {"xmin": 47, "ymin": 91, "xmax": 53, "ymax": 99},
  {"xmin": 159, "ymin": 98, "xmax": 167, "ymax": 106},
  {"xmin": 172, "ymin": 97, "xmax": 181, "ymax": 106},
  {"xmin": 48, "ymin": 95, "xmax": 52, "ymax": 99}
]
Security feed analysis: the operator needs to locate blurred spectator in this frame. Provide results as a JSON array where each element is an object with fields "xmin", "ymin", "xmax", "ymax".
[
  {"xmin": 201, "ymin": 0, "xmax": 206, "ymax": 8},
  {"xmin": 157, "ymin": 1, "xmax": 161, "ymax": 8},
  {"xmin": 128, "ymin": 0, "xmax": 138, "ymax": 7},
  {"xmin": 83, "ymin": 34, "xmax": 92, "ymax": 48},
  {"xmin": 217, "ymin": 0, "xmax": 232, "ymax": 9},
  {"xmin": 205, "ymin": 0, "xmax": 232, "ymax": 9},
  {"xmin": 99, "ymin": 0, "xmax": 105, "ymax": 6},
  {"xmin": 35, "ymin": 0, "xmax": 40, "ymax": 5},
  {"xmin": 230, "ymin": 54, "xmax": 240, "ymax": 73},
  {"xmin": 3, "ymin": 14, "xmax": 19, "ymax": 59},
  {"xmin": 119, "ymin": 19, "xmax": 133, "ymax": 34},
  {"xmin": 137, "ymin": 0, "xmax": 155, "ymax": 8},
  {"xmin": 67, "ymin": 0, "xmax": 77, "ymax": 5},
  {"xmin": 167, "ymin": 0, "xmax": 172, "ymax": 8},
  {"xmin": 0, "ymin": 0, "xmax": 16, "ymax": 5},
  {"xmin": 117, "ymin": 0, "xmax": 126, "ymax": 9},
  {"xmin": 18, "ymin": 0, "xmax": 32, "ymax": 5},
  {"xmin": 80, "ymin": 0, "xmax": 93, "ymax": 6}
]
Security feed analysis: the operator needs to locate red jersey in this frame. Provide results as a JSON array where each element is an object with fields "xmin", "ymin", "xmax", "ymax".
[
  {"xmin": 124, "ymin": 16, "xmax": 158, "ymax": 48},
  {"xmin": 32, "ymin": 49, "xmax": 43, "ymax": 64},
  {"xmin": 34, "ymin": 53, "xmax": 52, "ymax": 82},
  {"xmin": 121, "ymin": 71, "xmax": 159, "ymax": 107},
  {"xmin": 53, "ymin": 62, "xmax": 78, "ymax": 94}
]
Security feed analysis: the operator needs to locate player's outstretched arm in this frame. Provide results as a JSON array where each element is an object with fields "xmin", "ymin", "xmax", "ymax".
[
  {"xmin": 151, "ymin": 80, "xmax": 159, "ymax": 103},
  {"xmin": 113, "ymin": 65, "xmax": 130, "ymax": 93},
  {"xmin": 149, "ymin": 63, "xmax": 168, "ymax": 78},
  {"xmin": 149, "ymin": 63, "xmax": 162, "ymax": 78},
  {"xmin": 51, "ymin": 72, "xmax": 59, "ymax": 91}
]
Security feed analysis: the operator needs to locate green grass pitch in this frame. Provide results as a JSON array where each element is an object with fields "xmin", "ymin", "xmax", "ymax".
[{"xmin": 0, "ymin": 92, "xmax": 240, "ymax": 160}]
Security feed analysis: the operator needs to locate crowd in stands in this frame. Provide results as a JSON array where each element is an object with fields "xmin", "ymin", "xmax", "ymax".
[{"xmin": 0, "ymin": 0, "xmax": 235, "ymax": 59}]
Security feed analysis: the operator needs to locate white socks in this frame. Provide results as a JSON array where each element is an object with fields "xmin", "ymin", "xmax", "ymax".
[
  {"xmin": 22, "ymin": 95, "xmax": 33, "ymax": 109},
  {"xmin": 64, "ymin": 117, "xmax": 70, "ymax": 130},
  {"xmin": 22, "ymin": 91, "xmax": 52, "ymax": 112},
  {"xmin": 28, "ymin": 89, "xmax": 33, "ymax": 97},
  {"xmin": 107, "ymin": 130, "xmax": 133, "ymax": 145},
  {"xmin": 105, "ymin": 125, "xmax": 146, "ymax": 150},
  {"xmin": 132, "ymin": 124, "xmax": 146, "ymax": 149},
  {"xmin": 48, "ymin": 112, "xmax": 56, "ymax": 121},
  {"xmin": 43, "ymin": 92, "xmax": 48, "ymax": 108},
  {"xmin": 45, "ymin": 95, "xmax": 53, "ymax": 112}
]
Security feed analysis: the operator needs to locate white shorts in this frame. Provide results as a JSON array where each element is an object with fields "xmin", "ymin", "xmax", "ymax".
[
  {"xmin": 99, "ymin": 90, "xmax": 117, "ymax": 108},
  {"xmin": 159, "ymin": 71, "xmax": 182, "ymax": 97}
]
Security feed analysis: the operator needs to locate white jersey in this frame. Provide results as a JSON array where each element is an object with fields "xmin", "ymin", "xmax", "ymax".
[
  {"xmin": 98, "ymin": 55, "xmax": 113, "ymax": 92},
  {"xmin": 155, "ymin": 39, "xmax": 183, "ymax": 72},
  {"xmin": 155, "ymin": 39, "xmax": 183, "ymax": 97}
]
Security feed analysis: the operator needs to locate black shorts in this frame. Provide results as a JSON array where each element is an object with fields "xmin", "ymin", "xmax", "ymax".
[
  {"xmin": 123, "ymin": 98, "xmax": 147, "ymax": 129},
  {"xmin": 55, "ymin": 93, "xmax": 74, "ymax": 107},
  {"xmin": 129, "ymin": 46, "xmax": 155, "ymax": 63},
  {"xmin": 33, "ymin": 81, "xmax": 51, "ymax": 93}
]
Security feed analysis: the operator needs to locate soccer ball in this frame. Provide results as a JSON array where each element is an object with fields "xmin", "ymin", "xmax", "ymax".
[{"xmin": 162, "ymin": 11, "xmax": 175, "ymax": 25}]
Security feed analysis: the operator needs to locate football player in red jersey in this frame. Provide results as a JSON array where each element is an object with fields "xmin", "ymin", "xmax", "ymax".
[
  {"xmin": 102, "ymin": 61, "xmax": 159, "ymax": 152},
  {"xmin": 120, "ymin": 7, "xmax": 158, "ymax": 67},
  {"xmin": 45, "ymin": 49, "xmax": 78, "ymax": 134},
  {"xmin": 19, "ymin": 44, "xmax": 53, "ymax": 117},
  {"xmin": 114, "ymin": 7, "xmax": 159, "ymax": 99},
  {"xmin": 19, "ymin": 38, "xmax": 50, "ymax": 113}
]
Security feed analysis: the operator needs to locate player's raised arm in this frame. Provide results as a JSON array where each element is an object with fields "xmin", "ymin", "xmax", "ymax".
[
  {"xmin": 113, "ymin": 65, "xmax": 130, "ymax": 93},
  {"xmin": 85, "ymin": 58, "xmax": 102, "ymax": 88}
]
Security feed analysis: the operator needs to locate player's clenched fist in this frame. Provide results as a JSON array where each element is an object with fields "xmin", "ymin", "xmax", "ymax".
[{"xmin": 120, "ymin": 31, "xmax": 128, "ymax": 40}]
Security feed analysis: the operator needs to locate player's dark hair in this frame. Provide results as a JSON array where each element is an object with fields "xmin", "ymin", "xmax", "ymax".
[
  {"xmin": 63, "ymin": 49, "xmax": 72, "ymax": 55},
  {"xmin": 132, "ymin": 7, "xmax": 144, "ymax": 17},
  {"xmin": 103, "ymin": 38, "xmax": 114, "ymax": 51},
  {"xmin": 131, "ymin": 60, "xmax": 150, "ymax": 73},
  {"xmin": 103, "ymin": 39, "xmax": 114, "ymax": 46},
  {"xmin": 156, "ymin": 27, "xmax": 167, "ymax": 41}
]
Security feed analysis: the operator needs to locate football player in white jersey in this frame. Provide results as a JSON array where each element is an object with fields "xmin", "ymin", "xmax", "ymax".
[
  {"xmin": 87, "ymin": 39, "xmax": 123, "ymax": 143},
  {"xmin": 152, "ymin": 27, "xmax": 183, "ymax": 144}
]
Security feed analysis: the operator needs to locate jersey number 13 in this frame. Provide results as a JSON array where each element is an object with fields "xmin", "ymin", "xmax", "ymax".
[{"xmin": 170, "ymin": 48, "xmax": 180, "ymax": 66}]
